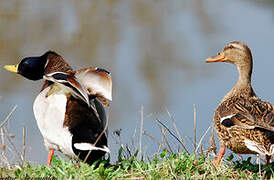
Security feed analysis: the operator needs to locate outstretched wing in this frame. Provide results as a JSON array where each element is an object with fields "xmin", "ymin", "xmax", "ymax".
[{"xmin": 75, "ymin": 67, "xmax": 112, "ymax": 107}]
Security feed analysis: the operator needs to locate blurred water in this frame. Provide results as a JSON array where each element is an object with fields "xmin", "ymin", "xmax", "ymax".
[{"xmin": 0, "ymin": 0, "xmax": 274, "ymax": 164}]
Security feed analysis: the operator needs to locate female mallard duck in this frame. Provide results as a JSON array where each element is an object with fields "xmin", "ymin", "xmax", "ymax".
[
  {"xmin": 206, "ymin": 41, "xmax": 274, "ymax": 165},
  {"xmin": 4, "ymin": 51, "xmax": 112, "ymax": 166}
]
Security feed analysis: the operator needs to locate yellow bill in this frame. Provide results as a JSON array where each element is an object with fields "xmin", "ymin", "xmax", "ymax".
[{"xmin": 4, "ymin": 64, "xmax": 18, "ymax": 73}]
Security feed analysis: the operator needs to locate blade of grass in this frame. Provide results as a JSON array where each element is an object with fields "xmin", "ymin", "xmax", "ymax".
[
  {"xmin": 0, "ymin": 105, "xmax": 17, "ymax": 128},
  {"xmin": 195, "ymin": 125, "xmax": 212, "ymax": 155},
  {"xmin": 21, "ymin": 126, "xmax": 26, "ymax": 165},
  {"xmin": 2, "ymin": 127, "xmax": 22, "ymax": 163},
  {"xmin": 132, "ymin": 109, "xmax": 139, "ymax": 150},
  {"xmin": 208, "ymin": 127, "xmax": 216, "ymax": 157},
  {"xmin": 165, "ymin": 107, "xmax": 188, "ymax": 154},
  {"xmin": 143, "ymin": 130, "xmax": 161, "ymax": 147},
  {"xmin": 137, "ymin": 106, "xmax": 144, "ymax": 161},
  {"xmin": 0, "ymin": 128, "xmax": 10, "ymax": 167},
  {"xmin": 0, "ymin": 128, "xmax": 4, "ymax": 150},
  {"xmin": 155, "ymin": 118, "xmax": 189, "ymax": 155},
  {"xmin": 257, "ymin": 154, "xmax": 262, "ymax": 180},
  {"xmin": 163, "ymin": 131, "xmax": 173, "ymax": 155},
  {"xmin": 125, "ymin": 144, "xmax": 132, "ymax": 158},
  {"xmin": 193, "ymin": 104, "xmax": 197, "ymax": 155},
  {"xmin": 157, "ymin": 127, "xmax": 167, "ymax": 155},
  {"xmin": 160, "ymin": 128, "xmax": 172, "ymax": 154}
]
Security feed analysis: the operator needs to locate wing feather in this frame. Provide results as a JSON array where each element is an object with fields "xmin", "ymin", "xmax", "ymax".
[
  {"xmin": 44, "ymin": 72, "xmax": 90, "ymax": 107},
  {"xmin": 219, "ymin": 97, "xmax": 274, "ymax": 132},
  {"xmin": 75, "ymin": 67, "xmax": 112, "ymax": 107}
]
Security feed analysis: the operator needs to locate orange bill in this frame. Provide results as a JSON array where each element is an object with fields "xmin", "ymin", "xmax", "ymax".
[{"xmin": 206, "ymin": 53, "xmax": 225, "ymax": 63}]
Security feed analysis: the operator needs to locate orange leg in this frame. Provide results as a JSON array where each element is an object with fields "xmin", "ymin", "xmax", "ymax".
[
  {"xmin": 266, "ymin": 155, "xmax": 271, "ymax": 165},
  {"xmin": 216, "ymin": 146, "xmax": 226, "ymax": 165},
  {"xmin": 47, "ymin": 149, "xmax": 54, "ymax": 166}
]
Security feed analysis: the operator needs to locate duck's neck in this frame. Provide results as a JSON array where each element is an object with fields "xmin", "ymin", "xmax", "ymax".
[
  {"xmin": 44, "ymin": 53, "xmax": 73, "ymax": 74},
  {"xmin": 222, "ymin": 61, "xmax": 255, "ymax": 102},
  {"xmin": 236, "ymin": 62, "xmax": 252, "ymax": 86}
]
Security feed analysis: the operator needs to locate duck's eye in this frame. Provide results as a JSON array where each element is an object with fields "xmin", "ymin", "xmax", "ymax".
[{"xmin": 224, "ymin": 45, "xmax": 234, "ymax": 51}]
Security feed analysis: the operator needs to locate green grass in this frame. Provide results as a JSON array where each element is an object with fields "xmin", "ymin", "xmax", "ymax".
[
  {"xmin": 1, "ymin": 107, "xmax": 273, "ymax": 179},
  {"xmin": 1, "ymin": 148, "xmax": 273, "ymax": 179}
]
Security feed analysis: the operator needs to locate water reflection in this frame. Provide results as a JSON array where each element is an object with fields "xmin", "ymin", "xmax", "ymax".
[{"xmin": 0, "ymin": 0, "xmax": 274, "ymax": 164}]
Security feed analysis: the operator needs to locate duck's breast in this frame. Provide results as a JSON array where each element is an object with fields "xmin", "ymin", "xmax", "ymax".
[{"xmin": 33, "ymin": 86, "xmax": 75, "ymax": 157}]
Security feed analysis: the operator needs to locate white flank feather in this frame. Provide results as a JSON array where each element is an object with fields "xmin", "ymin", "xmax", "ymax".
[
  {"xmin": 220, "ymin": 114, "xmax": 235, "ymax": 123},
  {"xmin": 244, "ymin": 140, "xmax": 272, "ymax": 155},
  {"xmin": 270, "ymin": 144, "xmax": 274, "ymax": 155},
  {"xmin": 74, "ymin": 143, "xmax": 110, "ymax": 152}
]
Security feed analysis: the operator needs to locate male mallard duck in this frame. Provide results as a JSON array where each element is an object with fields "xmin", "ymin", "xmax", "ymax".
[
  {"xmin": 4, "ymin": 51, "xmax": 112, "ymax": 166},
  {"xmin": 206, "ymin": 41, "xmax": 274, "ymax": 165}
]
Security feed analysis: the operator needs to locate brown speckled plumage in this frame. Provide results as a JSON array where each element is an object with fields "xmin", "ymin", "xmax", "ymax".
[
  {"xmin": 214, "ymin": 96, "xmax": 274, "ymax": 154},
  {"xmin": 206, "ymin": 41, "xmax": 274, "ymax": 164}
]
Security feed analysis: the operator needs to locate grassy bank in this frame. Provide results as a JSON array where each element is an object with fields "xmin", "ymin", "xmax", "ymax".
[
  {"xmin": 1, "ymin": 149, "xmax": 273, "ymax": 179},
  {"xmin": 0, "ymin": 106, "xmax": 273, "ymax": 179}
]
